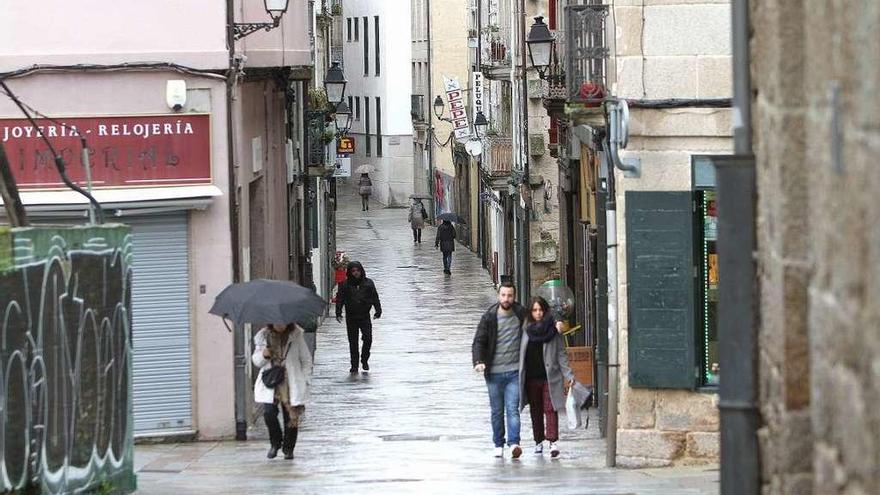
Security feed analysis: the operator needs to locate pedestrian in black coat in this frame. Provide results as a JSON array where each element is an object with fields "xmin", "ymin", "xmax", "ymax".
[
  {"xmin": 435, "ymin": 220, "xmax": 456, "ymax": 274},
  {"xmin": 335, "ymin": 261, "xmax": 382, "ymax": 373}
]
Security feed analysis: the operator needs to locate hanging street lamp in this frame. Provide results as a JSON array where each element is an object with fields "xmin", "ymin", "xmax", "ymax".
[
  {"xmin": 474, "ymin": 110, "xmax": 489, "ymax": 138},
  {"xmin": 334, "ymin": 100, "xmax": 353, "ymax": 135},
  {"xmin": 324, "ymin": 61, "xmax": 347, "ymax": 104},
  {"xmin": 526, "ymin": 16, "xmax": 554, "ymax": 80},
  {"xmin": 433, "ymin": 95, "xmax": 445, "ymax": 120}
]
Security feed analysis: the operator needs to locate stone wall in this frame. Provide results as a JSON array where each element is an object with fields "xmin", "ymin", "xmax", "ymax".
[
  {"xmin": 751, "ymin": 0, "xmax": 880, "ymax": 494},
  {"xmin": 751, "ymin": 1, "xmax": 880, "ymax": 494},
  {"xmin": 0, "ymin": 224, "xmax": 135, "ymax": 494},
  {"xmin": 610, "ymin": 0, "xmax": 732, "ymax": 468}
]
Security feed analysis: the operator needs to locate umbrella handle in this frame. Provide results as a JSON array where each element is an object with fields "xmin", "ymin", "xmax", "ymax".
[{"xmin": 222, "ymin": 317, "xmax": 233, "ymax": 333}]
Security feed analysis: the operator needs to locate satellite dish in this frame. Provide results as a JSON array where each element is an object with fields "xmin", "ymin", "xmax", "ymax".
[{"xmin": 465, "ymin": 139, "xmax": 483, "ymax": 157}]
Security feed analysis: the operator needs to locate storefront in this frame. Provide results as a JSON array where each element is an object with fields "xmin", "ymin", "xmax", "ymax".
[{"xmin": 0, "ymin": 91, "xmax": 234, "ymax": 439}]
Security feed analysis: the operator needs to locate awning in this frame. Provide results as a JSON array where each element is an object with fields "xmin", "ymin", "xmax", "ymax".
[{"xmin": 1, "ymin": 185, "xmax": 223, "ymax": 218}]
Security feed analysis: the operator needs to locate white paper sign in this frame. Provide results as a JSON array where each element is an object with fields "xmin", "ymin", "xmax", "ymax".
[
  {"xmin": 444, "ymin": 76, "xmax": 471, "ymax": 142},
  {"xmin": 333, "ymin": 156, "xmax": 351, "ymax": 177}
]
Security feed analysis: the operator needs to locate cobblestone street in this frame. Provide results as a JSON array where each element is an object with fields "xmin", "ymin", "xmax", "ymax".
[{"xmin": 135, "ymin": 192, "xmax": 718, "ymax": 494}]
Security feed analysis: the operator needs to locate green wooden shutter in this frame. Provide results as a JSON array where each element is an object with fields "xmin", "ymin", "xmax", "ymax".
[{"xmin": 625, "ymin": 191, "xmax": 696, "ymax": 389}]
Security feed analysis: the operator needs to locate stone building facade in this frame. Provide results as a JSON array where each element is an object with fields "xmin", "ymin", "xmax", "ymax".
[
  {"xmin": 610, "ymin": 0, "xmax": 732, "ymax": 467},
  {"xmin": 751, "ymin": 1, "xmax": 880, "ymax": 493}
]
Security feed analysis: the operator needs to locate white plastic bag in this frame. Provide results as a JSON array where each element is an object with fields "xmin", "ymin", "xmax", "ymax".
[{"xmin": 565, "ymin": 391, "xmax": 582, "ymax": 430}]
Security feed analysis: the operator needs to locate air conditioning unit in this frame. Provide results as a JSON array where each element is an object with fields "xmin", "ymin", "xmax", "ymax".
[{"xmin": 529, "ymin": 134, "xmax": 545, "ymax": 157}]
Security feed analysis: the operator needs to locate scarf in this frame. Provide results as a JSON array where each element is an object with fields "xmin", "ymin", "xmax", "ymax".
[{"xmin": 525, "ymin": 315, "xmax": 557, "ymax": 344}]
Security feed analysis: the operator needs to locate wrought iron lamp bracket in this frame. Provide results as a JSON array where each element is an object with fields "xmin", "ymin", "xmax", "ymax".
[{"xmin": 233, "ymin": 19, "xmax": 281, "ymax": 40}]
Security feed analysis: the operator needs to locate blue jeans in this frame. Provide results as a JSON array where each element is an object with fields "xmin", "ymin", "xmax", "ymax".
[
  {"xmin": 485, "ymin": 370, "xmax": 521, "ymax": 447},
  {"xmin": 442, "ymin": 252, "xmax": 452, "ymax": 271}
]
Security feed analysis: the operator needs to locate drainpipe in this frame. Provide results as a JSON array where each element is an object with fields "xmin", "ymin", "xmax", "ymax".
[
  {"xmin": 426, "ymin": 0, "xmax": 434, "ymax": 218},
  {"xmin": 226, "ymin": 0, "xmax": 247, "ymax": 441},
  {"xmin": 718, "ymin": 0, "xmax": 759, "ymax": 493},
  {"xmin": 519, "ymin": 0, "xmax": 531, "ymax": 299}
]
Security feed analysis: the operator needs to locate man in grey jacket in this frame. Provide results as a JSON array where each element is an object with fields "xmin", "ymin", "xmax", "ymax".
[{"xmin": 472, "ymin": 282, "xmax": 527, "ymax": 458}]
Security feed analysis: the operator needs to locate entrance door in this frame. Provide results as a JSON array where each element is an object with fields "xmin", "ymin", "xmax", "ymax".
[{"xmin": 129, "ymin": 213, "xmax": 193, "ymax": 435}]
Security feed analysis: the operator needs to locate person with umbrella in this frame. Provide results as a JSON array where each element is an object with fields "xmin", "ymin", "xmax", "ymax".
[
  {"xmin": 252, "ymin": 322, "xmax": 312, "ymax": 460},
  {"xmin": 209, "ymin": 279, "xmax": 326, "ymax": 460},
  {"xmin": 407, "ymin": 197, "xmax": 428, "ymax": 244},
  {"xmin": 435, "ymin": 212, "xmax": 461, "ymax": 275},
  {"xmin": 335, "ymin": 261, "xmax": 382, "ymax": 373}
]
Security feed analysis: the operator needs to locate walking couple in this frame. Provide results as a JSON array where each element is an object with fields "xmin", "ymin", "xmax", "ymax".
[{"xmin": 472, "ymin": 282, "xmax": 575, "ymax": 459}]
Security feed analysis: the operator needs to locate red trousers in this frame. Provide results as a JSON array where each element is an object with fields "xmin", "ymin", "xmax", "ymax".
[{"xmin": 526, "ymin": 379, "xmax": 558, "ymax": 443}]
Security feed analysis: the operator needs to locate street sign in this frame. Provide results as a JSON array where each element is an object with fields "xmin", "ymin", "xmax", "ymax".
[{"xmin": 337, "ymin": 136, "xmax": 355, "ymax": 154}]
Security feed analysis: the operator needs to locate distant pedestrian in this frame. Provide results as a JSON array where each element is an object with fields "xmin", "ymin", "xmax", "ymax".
[
  {"xmin": 408, "ymin": 199, "xmax": 428, "ymax": 244},
  {"xmin": 518, "ymin": 296, "xmax": 573, "ymax": 458},
  {"xmin": 335, "ymin": 261, "xmax": 382, "ymax": 373},
  {"xmin": 435, "ymin": 220, "xmax": 456, "ymax": 274},
  {"xmin": 252, "ymin": 323, "xmax": 313, "ymax": 460},
  {"xmin": 472, "ymin": 282, "xmax": 527, "ymax": 458},
  {"xmin": 358, "ymin": 173, "xmax": 373, "ymax": 211}
]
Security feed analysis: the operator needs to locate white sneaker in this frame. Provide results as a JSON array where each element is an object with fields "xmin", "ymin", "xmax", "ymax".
[
  {"xmin": 511, "ymin": 444, "xmax": 523, "ymax": 459},
  {"xmin": 493, "ymin": 446, "xmax": 504, "ymax": 458},
  {"xmin": 549, "ymin": 442, "xmax": 560, "ymax": 458},
  {"xmin": 534, "ymin": 442, "xmax": 544, "ymax": 455}
]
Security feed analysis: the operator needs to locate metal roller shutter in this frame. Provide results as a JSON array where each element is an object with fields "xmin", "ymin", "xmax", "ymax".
[{"xmin": 129, "ymin": 214, "xmax": 193, "ymax": 435}]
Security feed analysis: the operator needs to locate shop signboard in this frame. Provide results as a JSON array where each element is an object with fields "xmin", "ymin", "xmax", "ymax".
[
  {"xmin": 336, "ymin": 136, "xmax": 355, "ymax": 155},
  {"xmin": 333, "ymin": 156, "xmax": 351, "ymax": 177},
  {"xmin": 443, "ymin": 76, "xmax": 471, "ymax": 142},
  {"xmin": 1, "ymin": 114, "xmax": 212, "ymax": 189}
]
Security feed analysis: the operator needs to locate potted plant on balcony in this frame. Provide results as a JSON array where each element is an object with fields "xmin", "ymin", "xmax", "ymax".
[{"xmin": 331, "ymin": 3, "xmax": 342, "ymax": 15}]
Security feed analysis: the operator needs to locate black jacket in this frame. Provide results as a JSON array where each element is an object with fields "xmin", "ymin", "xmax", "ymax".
[
  {"xmin": 435, "ymin": 222, "xmax": 456, "ymax": 253},
  {"xmin": 472, "ymin": 302, "xmax": 527, "ymax": 377},
  {"xmin": 335, "ymin": 261, "xmax": 382, "ymax": 320}
]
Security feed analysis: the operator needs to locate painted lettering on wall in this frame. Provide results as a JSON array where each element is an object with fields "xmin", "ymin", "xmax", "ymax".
[{"xmin": 0, "ymin": 115, "xmax": 212, "ymax": 189}]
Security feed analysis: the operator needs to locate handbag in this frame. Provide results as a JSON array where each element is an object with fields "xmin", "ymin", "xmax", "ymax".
[{"xmin": 261, "ymin": 341, "xmax": 292, "ymax": 389}]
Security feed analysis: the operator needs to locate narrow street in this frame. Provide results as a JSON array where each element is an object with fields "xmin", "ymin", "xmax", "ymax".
[{"xmin": 135, "ymin": 191, "xmax": 718, "ymax": 494}]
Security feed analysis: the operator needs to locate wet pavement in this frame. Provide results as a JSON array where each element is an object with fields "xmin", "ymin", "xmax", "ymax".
[{"xmin": 135, "ymin": 191, "xmax": 719, "ymax": 494}]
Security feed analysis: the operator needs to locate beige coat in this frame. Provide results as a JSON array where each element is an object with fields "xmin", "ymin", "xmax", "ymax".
[{"xmin": 251, "ymin": 326, "xmax": 313, "ymax": 406}]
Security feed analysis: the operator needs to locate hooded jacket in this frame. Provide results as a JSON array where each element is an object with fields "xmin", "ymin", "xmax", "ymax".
[
  {"xmin": 335, "ymin": 261, "xmax": 382, "ymax": 320},
  {"xmin": 435, "ymin": 221, "xmax": 456, "ymax": 253}
]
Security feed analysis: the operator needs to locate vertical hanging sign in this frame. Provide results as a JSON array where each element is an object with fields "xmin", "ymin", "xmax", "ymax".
[
  {"xmin": 443, "ymin": 76, "xmax": 471, "ymax": 142},
  {"xmin": 472, "ymin": 72, "xmax": 484, "ymax": 119}
]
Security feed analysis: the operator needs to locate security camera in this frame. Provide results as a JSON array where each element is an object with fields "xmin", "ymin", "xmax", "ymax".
[{"xmin": 166, "ymin": 80, "xmax": 187, "ymax": 111}]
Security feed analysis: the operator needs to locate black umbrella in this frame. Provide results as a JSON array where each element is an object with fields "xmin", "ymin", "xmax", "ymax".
[
  {"xmin": 209, "ymin": 279, "xmax": 327, "ymax": 329},
  {"xmin": 436, "ymin": 212, "xmax": 466, "ymax": 224}
]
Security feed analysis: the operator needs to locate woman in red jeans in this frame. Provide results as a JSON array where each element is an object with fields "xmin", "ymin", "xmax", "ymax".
[{"xmin": 518, "ymin": 296, "xmax": 575, "ymax": 458}]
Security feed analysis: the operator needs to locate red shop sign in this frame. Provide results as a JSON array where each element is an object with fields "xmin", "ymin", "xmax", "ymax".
[{"xmin": 0, "ymin": 114, "xmax": 212, "ymax": 189}]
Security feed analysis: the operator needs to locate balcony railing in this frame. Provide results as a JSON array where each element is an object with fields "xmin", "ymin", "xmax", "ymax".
[
  {"xmin": 485, "ymin": 136, "xmax": 513, "ymax": 177},
  {"xmin": 565, "ymin": 4, "xmax": 609, "ymax": 105},
  {"xmin": 411, "ymin": 94, "xmax": 426, "ymax": 122},
  {"xmin": 480, "ymin": 0, "xmax": 512, "ymax": 68}
]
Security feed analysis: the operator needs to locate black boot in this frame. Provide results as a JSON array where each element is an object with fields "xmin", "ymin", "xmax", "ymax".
[
  {"xmin": 267, "ymin": 444, "xmax": 280, "ymax": 459},
  {"xmin": 283, "ymin": 427, "xmax": 298, "ymax": 460}
]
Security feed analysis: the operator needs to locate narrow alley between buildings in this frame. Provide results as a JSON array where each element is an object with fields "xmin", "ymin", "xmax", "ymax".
[{"xmin": 135, "ymin": 191, "xmax": 718, "ymax": 494}]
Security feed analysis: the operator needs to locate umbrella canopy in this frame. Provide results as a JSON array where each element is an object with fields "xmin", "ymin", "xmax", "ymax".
[
  {"xmin": 355, "ymin": 164, "xmax": 376, "ymax": 174},
  {"xmin": 436, "ymin": 212, "xmax": 466, "ymax": 224},
  {"xmin": 209, "ymin": 279, "xmax": 327, "ymax": 328},
  {"xmin": 409, "ymin": 193, "xmax": 432, "ymax": 199}
]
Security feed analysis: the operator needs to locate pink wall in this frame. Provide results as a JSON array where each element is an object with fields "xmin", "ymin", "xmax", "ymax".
[
  {"xmin": 237, "ymin": 0, "xmax": 312, "ymax": 68},
  {"xmin": 0, "ymin": 1, "xmax": 227, "ymax": 71},
  {"xmin": 0, "ymin": 72, "xmax": 236, "ymax": 439}
]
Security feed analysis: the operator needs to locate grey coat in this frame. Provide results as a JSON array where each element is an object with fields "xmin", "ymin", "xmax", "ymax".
[{"xmin": 518, "ymin": 331, "xmax": 575, "ymax": 412}]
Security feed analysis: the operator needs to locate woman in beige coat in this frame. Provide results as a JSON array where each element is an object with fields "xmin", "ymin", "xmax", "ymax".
[{"xmin": 252, "ymin": 323, "xmax": 313, "ymax": 459}]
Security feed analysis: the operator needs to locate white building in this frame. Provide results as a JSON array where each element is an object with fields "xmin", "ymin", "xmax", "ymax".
[{"xmin": 342, "ymin": 1, "xmax": 413, "ymax": 206}]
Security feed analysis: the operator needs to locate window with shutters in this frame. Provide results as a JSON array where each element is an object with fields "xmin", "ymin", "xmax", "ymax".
[{"xmin": 625, "ymin": 191, "xmax": 697, "ymax": 389}]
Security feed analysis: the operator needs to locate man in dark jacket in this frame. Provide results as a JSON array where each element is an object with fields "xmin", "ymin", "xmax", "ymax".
[
  {"xmin": 472, "ymin": 282, "xmax": 527, "ymax": 458},
  {"xmin": 435, "ymin": 220, "xmax": 456, "ymax": 274},
  {"xmin": 335, "ymin": 261, "xmax": 382, "ymax": 373}
]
